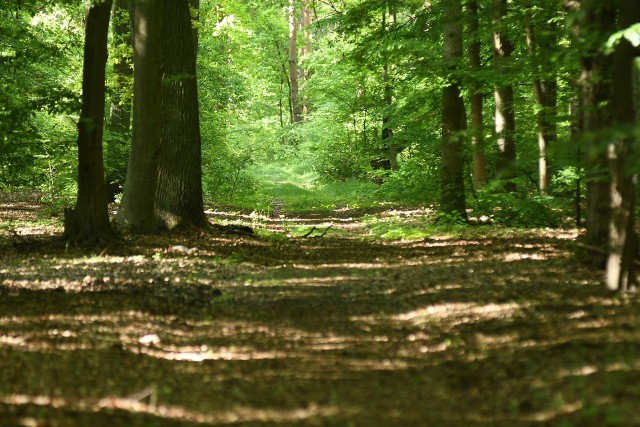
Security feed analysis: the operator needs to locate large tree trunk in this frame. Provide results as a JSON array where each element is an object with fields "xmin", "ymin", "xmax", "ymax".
[
  {"xmin": 525, "ymin": 12, "xmax": 558, "ymax": 196},
  {"xmin": 63, "ymin": 0, "xmax": 117, "ymax": 245},
  {"xmin": 155, "ymin": 0, "xmax": 207, "ymax": 230},
  {"xmin": 492, "ymin": 0, "xmax": 517, "ymax": 192},
  {"xmin": 105, "ymin": 0, "xmax": 134, "ymax": 200},
  {"xmin": 440, "ymin": 0, "xmax": 467, "ymax": 220},
  {"xmin": 288, "ymin": 0, "xmax": 302, "ymax": 124},
  {"xmin": 577, "ymin": 2, "xmax": 616, "ymax": 255},
  {"xmin": 116, "ymin": 0, "xmax": 162, "ymax": 233},
  {"xmin": 466, "ymin": 0, "xmax": 487, "ymax": 190},
  {"xmin": 606, "ymin": 0, "xmax": 639, "ymax": 291}
]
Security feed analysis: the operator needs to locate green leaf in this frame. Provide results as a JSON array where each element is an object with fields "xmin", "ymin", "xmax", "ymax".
[{"xmin": 606, "ymin": 23, "xmax": 640, "ymax": 52}]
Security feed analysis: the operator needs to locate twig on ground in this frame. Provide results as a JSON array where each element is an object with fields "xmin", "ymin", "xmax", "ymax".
[{"xmin": 302, "ymin": 226, "xmax": 317, "ymax": 238}]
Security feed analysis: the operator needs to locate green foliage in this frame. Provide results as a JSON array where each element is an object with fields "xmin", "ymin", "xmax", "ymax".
[
  {"xmin": 228, "ymin": 161, "xmax": 377, "ymax": 212},
  {"xmin": 471, "ymin": 184, "xmax": 566, "ymax": 228},
  {"xmin": 377, "ymin": 146, "xmax": 441, "ymax": 204},
  {"xmin": 552, "ymin": 166, "xmax": 582, "ymax": 196},
  {"xmin": 1, "ymin": 0, "xmax": 631, "ymax": 234},
  {"xmin": 606, "ymin": 23, "xmax": 640, "ymax": 51},
  {"xmin": 0, "ymin": 6, "xmax": 82, "ymax": 192},
  {"xmin": 202, "ymin": 142, "xmax": 255, "ymax": 205}
]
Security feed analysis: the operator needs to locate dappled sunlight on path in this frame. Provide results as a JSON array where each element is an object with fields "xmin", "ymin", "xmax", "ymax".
[{"xmin": 1, "ymin": 206, "xmax": 640, "ymax": 426}]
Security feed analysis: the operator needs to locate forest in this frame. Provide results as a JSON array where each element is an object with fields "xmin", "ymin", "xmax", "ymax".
[{"xmin": 0, "ymin": 0, "xmax": 639, "ymax": 425}]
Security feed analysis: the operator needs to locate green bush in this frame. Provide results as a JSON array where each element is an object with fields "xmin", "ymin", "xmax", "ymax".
[
  {"xmin": 378, "ymin": 149, "xmax": 440, "ymax": 205},
  {"xmin": 471, "ymin": 185, "xmax": 565, "ymax": 228}
]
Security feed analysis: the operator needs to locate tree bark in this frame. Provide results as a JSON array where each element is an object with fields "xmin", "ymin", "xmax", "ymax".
[
  {"xmin": 569, "ymin": 91, "xmax": 584, "ymax": 227},
  {"xmin": 492, "ymin": 0, "xmax": 516, "ymax": 192},
  {"xmin": 441, "ymin": 0, "xmax": 468, "ymax": 220},
  {"xmin": 63, "ymin": 0, "xmax": 117, "ymax": 245},
  {"xmin": 577, "ymin": 1, "xmax": 616, "ymax": 255},
  {"xmin": 525, "ymin": 12, "xmax": 558, "ymax": 196},
  {"xmin": 300, "ymin": 0, "xmax": 312, "ymax": 117},
  {"xmin": 466, "ymin": 0, "xmax": 487, "ymax": 190},
  {"xmin": 606, "ymin": 0, "xmax": 639, "ymax": 291},
  {"xmin": 117, "ymin": 0, "xmax": 162, "ymax": 233},
  {"xmin": 155, "ymin": 0, "xmax": 207, "ymax": 230}
]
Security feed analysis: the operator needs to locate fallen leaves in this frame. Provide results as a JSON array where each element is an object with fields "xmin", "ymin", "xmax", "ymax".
[{"xmin": 0, "ymin": 204, "xmax": 639, "ymax": 426}]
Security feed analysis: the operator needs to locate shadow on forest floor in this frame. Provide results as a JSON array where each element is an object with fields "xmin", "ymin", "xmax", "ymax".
[{"xmin": 0, "ymin": 200, "xmax": 639, "ymax": 426}]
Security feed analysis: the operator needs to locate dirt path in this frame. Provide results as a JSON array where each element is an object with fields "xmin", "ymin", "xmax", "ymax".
[{"xmin": 1, "ymin": 205, "xmax": 639, "ymax": 426}]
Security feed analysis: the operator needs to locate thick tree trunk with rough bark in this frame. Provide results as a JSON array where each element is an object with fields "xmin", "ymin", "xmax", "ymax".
[
  {"xmin": 117, "ymin": 0, "xmax": 162, "ymax": 233},
  {"xmin": 155, "ymin": 0, "xmax": 207, "ymax": 230},
  {"xmin": 466, "ymin": 0, "xmax": 487, "ymax": 190},
  {"xmin": 63, "ymin": 0, "xmax": 117, "ymax": 245},
  {"xmin": 492, "ymin": 0, "xmax": 516, "ymax": 192},
  {"xmin": 577, "ymin": 2, "xmax": 616, "ymax": 255},
  {"xmin": 606, "ymin": 0, "xmax": 639, "ymax": 291},
  {"xmin": 440, "ymin": 0, "xmax": 467, "ymax": 219}
]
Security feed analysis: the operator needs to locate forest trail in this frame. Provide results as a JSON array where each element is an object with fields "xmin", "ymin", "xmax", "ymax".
[{"xmin": 1, "ymin": 201, "xmax": 640, "ymax": 426}]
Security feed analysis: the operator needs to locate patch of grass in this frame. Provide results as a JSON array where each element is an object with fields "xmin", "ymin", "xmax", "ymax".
[
  {"xmin": 362, "ymin": 214, "xmax": 432, "ymax": 240},
  {"xmin": 234, "ymin": 161, "xmax": 379, "ymax": 211}
]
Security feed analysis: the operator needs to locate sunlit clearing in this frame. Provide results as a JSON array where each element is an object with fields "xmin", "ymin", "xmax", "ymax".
[
  {"xmin": 292, "ymin": 262, "xmax": 387, "ymax": 270},
  {"xmin": 260, "ymin": 275, "xmax": 357, "ymax": 287},
  {"xmin": 393, "ymin": 302, "xmax": 521, "ymax": 325},
  {"xmin": 559, "ymin": 365, "xmax": 599, "ymax": 378},
  {"xmin": 524, "ymin": 401, "xmax": 583, "ymax": 422},
  {"xmin": 132, "ymin": 343, "xmax": 286, "ymax": 362},
  {"xmin": 503, "ymin": 252, "xmax": 547, "ymax": 262}
]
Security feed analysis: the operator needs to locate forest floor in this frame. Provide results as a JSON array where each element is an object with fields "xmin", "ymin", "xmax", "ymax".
[{"xmin": 1, "ymin": 195, "xmax": 640, "ymax": 426}]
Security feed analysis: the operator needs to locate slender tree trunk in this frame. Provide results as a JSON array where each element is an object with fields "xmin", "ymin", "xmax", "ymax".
[
  {"xmin": 155, "ymin": 0, "xmax": 207, "ymax": 230},
  {"xmin": 117, "ymin": 0, "xmax": 162, "ymax": 233},
  {"xmin": 300, "ymin": 0, "xmax": 312, "ymax": 117},
  {"xmin": 525, "ymin": 12, "xmax": 558, "ymax": 195},
  {"xmin": 606, "ymin": 0, "xmax": 639, "ymax": 291},
  {"xmin": 569, "ymin": 92, "xmax": 584, "ymax": 227},
  {"xmin": 492, "ymin": 0, "xmax": 516, "ymax": 192},
  {"xmin": 63, "ymin": 0, "xmax": 117, "ymax": 244},
  {"xmin": 105, "ymin": 0, "xmax": 134, "ymax": 200},
  {"xmin": 288, "ymin": 0, "xmax": 302, "ymax": 124},
  {"xmin": 441, "ymin": 0, "xmax": 467, "ymax": 219},
  {"xmin": 273, "ymin": 37, "xmax": 290, "ymax": 131},
  {"xmin": 466, "ymin": 0, "xmax": 487, "ymax": 189}
]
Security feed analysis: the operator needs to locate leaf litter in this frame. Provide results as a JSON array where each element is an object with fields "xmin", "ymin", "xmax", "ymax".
[{"xmin": 0, "ymin": 200, "xmax": 639, "ymax": 426}]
